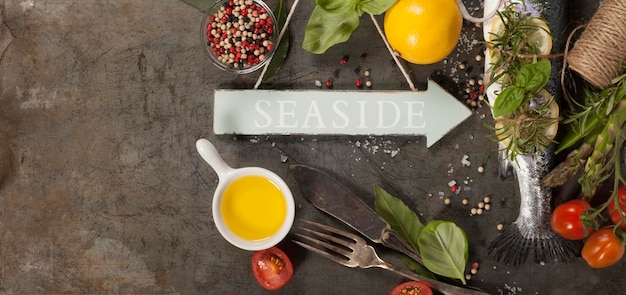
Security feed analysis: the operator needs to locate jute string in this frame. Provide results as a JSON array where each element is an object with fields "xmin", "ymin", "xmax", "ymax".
[{"xmin": 567, "ymin": 0, "xmax": 626, "ymax": 89}]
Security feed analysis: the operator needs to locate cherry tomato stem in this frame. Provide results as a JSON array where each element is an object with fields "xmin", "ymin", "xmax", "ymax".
[
  {"xmin": 607, "ymin": 186, "xmax": 626, "ymax": 229},
  {"xmin": 551, "ymin": 199, "xmax": 593, "ymax": 240}
]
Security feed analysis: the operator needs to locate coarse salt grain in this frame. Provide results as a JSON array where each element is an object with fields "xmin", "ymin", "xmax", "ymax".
[{"xmin": 462, "ymin": 155, "xmax": 471, "ymax": 166}]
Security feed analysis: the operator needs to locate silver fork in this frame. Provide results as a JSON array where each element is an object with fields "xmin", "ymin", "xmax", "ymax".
[{"xmin": 293, "ymin": 220, "xmax": 489, "ymax": 295}]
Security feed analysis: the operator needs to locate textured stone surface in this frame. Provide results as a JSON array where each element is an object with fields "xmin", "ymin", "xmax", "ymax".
[{"xmin": 0, "ymin": 0, "xmax": 623, "ymax": 294}]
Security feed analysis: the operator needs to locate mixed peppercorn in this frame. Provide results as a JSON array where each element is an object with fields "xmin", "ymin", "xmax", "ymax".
[{"xmin": 205, "ymin": 0, "xmax": 276, "ymax": 71}]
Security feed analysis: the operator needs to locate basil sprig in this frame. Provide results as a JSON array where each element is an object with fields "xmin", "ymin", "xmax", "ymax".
[
  {"xmin": 302, "ymin": 0, "xmax": 396, "ymax": 54},
  {"xmin": 493, "ymin": 60, "xmax": 551, "ymax": 117},
  {"xmin": 374, "ymin": 186, "xmax": 469, "ymax": 284}
]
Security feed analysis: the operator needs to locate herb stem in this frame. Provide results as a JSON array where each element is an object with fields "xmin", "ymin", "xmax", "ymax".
[
  {"xmin": 369, "ymin": 13, "xmax": 417, "ymax": 91},
  {"xmin": 254, "ymin": 0, "xmax": 300, "ymax": 89}
]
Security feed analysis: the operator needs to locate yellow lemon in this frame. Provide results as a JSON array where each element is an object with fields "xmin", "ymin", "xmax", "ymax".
[{"xmin": 384, "ymin": 0, "xmax": 463, "ymax": 65}]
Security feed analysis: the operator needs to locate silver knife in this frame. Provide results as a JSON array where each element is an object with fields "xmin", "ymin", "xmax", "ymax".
[{"xmin": 289, "ymin": 164, "xmax": 423, "ymax": 265}]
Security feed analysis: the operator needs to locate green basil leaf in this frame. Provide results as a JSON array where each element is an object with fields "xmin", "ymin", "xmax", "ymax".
[
  {"xmin": 262, "ymin": 0, "xmax": 290, "ymax": 82},
  {"xmin": 302, "ymin": 5, "xmax": 360, "ymax": 54},
  {"xmin": 493, "ymin": 87, "xmax": 525, "ymax": 117},
  {"xmin": 262, "ymin": 33, "xmax": 289, "ymax": 82},
  {"xmin": 417, "ymin": 221, "xmax": 469, "ymax": 284},
  {"xmin": 317, "ymin": 0, "xmax": 357, "ymax": 13},
  {"xmin": 516, "ymin": 60, "xmax": 551, "ymax": 92},
  {"xmin": 358, "ymin": 0, "xmax": 397, "ymax": 15},
  {"xmin": 180, "ymin": 0, "xmax": 210, "ymax": 12},
  {"xmin": 374, "ymin": 186, "xmax": 424, "ymax": 252}
]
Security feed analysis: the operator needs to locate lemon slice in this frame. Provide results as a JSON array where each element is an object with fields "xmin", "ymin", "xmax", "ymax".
[
  {"xmin": 489, "ymin": 16, "xmax": 552, "ymax": 55},
  {"xmin": 485, "ymin": 15, "xmax": 552, "ymax": 99},
  {"xmin": 526, "ymin": 18, "xmax": 552, "ymax": 55},
  {"xmin": 494, "ymin": 88, "xmax": 559, "ymax": 151}
]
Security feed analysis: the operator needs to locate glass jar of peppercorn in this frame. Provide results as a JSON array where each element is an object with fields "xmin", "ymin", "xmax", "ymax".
[{"xmin": 201, "ymin": 0, "xmax": 279, "ymax": 74}]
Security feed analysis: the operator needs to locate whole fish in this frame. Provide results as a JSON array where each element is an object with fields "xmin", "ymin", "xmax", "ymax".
[{"xmin": 483, "ymin": 0, "xmax": 581, "ymax": 266}]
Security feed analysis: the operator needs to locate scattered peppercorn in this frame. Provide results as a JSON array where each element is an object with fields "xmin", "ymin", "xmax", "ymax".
[
  {"xmin": 340, "ymin": 55, "xmax": 349, "ymax": 65},
  {"xmin": 355, "ymin": 78, "xmax": 363, "ymax": 88},
  {"xmin": 462, "ymin": 76, "xmax": 486, "ymax": 108},
  {"xmin": 365, "ymin": 80, "xmax": 372, "ymax": 88},
  {"xmin": 325, "ymin": 79, "xmax": 333, "ymax": 88}
]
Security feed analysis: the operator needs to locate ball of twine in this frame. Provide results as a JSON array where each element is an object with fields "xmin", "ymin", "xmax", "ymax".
[{"xmin": 567, "ymin": 0, "xmax": 626, "ymax": 89}]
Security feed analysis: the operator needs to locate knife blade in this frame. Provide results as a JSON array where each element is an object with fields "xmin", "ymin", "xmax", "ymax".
[{"xmin": 289, "ymin": 164, "xmax": 422, "ymax": 265}]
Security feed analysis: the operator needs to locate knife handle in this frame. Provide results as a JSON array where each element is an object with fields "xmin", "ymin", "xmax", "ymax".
[{"xmin": 382, "ymin": 229, "xmax": 423, "ymax": 265}]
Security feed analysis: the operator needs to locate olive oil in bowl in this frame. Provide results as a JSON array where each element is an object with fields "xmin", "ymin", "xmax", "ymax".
[{"xmin": 221, "ymin": 175, "xmax": 287, "ymax": 241}]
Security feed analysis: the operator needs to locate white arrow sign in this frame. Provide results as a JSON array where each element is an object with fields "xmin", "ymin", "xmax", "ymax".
[{"xmin": 213, "ymin": 80, "xmax": 471, "ymax": 147}]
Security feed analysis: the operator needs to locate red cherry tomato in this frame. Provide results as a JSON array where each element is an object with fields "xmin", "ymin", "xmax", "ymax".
[
  {"xmin": 390, "ymin": 281, "xmax": 433, "ymax": 295},
  {"xmin": 582, "ymin": 227, "xmax": 625, "ymax": 268},
  {"xmin": 251, "ymin": 246, "xmax": 293, "ymax": 290},
  {"xmin": 607, "ymin": 186, "xmax": 626, "ymax": 229},
  {"xmin": 550, "ymin": 199, "xmax": 593, "ymax": 240}
]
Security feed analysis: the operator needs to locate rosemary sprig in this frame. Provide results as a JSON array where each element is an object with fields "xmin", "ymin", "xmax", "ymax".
[
  {"xmin": 493, "ymin": 94, "xmax": 559, "ymax": 157},
  {"xmin": 556, "ymin": 70, "xmax": 626, "ymax": 153},
  {"xmin": 544, "ymin": 71, "xmax": 626, "ymax": 200},
  {"xmin": 486, "ymin": 1, "xmax": 556, "ymax": 159},
  {"xmin": 487, "ymin": 2, "xmax": 551, "ymax": 85}
]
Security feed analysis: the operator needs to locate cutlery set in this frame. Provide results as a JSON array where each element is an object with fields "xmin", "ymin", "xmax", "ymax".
[{"xmin": 290, "ymin": 164, "xmax": 488, "ymax": 295}]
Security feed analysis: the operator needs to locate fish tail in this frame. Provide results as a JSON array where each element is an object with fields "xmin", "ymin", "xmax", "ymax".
[{"xmin": 488, "ymin": 223, "xmax": 582, "ymax": 266}]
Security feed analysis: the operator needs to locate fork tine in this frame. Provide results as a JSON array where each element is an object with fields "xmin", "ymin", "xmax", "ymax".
[
  {"xmin": 292, "ymin": 238, "xmax": 357, "ymax": 267},
  {"xmin": 293, "ymin": 220, "xmax": 364, "ymax": 268},
  {"xmin": 295, "ymin": 228, "xmax": 353, "ymax": 257},
  {"xmin": 301, "ymin": 220, "xmax": 363, "ymax": 242}
]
